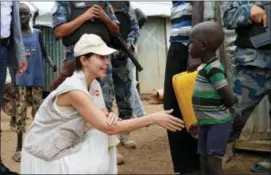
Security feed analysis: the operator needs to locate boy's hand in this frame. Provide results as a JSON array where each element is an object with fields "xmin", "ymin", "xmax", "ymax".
[
  {"xmin": 188, "ymin": 123, "xmax": 198, "ymax": 137},
  {"xmin": 250, "ymin": 5, "xmax": 268, "ymax": 27}
]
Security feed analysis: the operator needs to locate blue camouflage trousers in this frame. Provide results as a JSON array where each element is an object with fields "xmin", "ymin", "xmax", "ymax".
[
  {"xmin": 128, "ymin": 59, "xmax": 145, "ymax": 117},
  {"xmin": 102, "ymin": 56, "xmax": 133, "ymax": 119},
  {"xmin": 229, "ymin": 65, "xmax": 271, "ymax": 141}
]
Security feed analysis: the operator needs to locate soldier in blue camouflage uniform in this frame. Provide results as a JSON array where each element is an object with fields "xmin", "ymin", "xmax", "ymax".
[
  {"xmin": 223, "ymin": 2, "xmax": 271, "ymax": 172},
  {"xmin": 52, "ymin": 1, "xmax": 119, "ymax": 60},
  {"xmin": 223, "ymin": 1, "xmax": 271, "ymax": 142},
  {"xmin": 102, "ymin": 1, "xmax": 140, "ymax": 150}
]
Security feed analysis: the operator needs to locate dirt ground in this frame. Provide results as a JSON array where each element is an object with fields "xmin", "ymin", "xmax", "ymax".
[{"xmin": 1, "ymin": 100, "xmax": 268, "ymax": 174}]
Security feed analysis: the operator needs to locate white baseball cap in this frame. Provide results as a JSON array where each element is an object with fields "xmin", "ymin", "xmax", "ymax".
[{"xmin": 74, "ymin": 34, "xmax": 117, "ymax": 57}]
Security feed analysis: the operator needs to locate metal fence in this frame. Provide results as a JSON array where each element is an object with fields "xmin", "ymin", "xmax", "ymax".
[{"xmin": 36, "ymin": 26, "xmax": 65, "ymax": 92}]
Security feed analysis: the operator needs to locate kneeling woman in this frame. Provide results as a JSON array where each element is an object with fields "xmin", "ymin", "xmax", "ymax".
[{"xmin": 21, "ymin": 34, "xmax": 184, "ymax": 174}]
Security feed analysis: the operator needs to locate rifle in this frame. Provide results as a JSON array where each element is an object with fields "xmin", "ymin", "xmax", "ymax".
[
  {"xmin": 112, "ymin": 34, "xmax": 143, "ymax": 72},
  {"xmin": 250, "ymin": 2, "xmax": 270, "ymax": 48},
  {"xmin": 90, "ymin": 4, "xmax": 144, "ymax": 71}
]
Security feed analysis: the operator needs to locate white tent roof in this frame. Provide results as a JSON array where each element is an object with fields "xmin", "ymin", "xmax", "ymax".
[
  {"xmin": 22, "ymin": 1, "xmax": 171, "ymax": 28},
  {"xmin": 22, "ymin": 2, "xmax": 56, "ymax": 27},
  {"xmin": 131, "ymin": 2, "xmax": 171, "ymax": 17}
]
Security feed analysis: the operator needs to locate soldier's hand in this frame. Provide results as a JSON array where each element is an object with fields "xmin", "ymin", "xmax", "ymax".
[
  {"xmin": 82, "ymin": 7, "xmax": 95, "ymax": 21},
  {"xmin": 250, "ymin": 5, "xmax": 268, "ymax": 27},
  {"xmin": 126, "ymin": 43, "xmax": 132, "ymax": 50},
  {"xmin": 188, "ymin": 123, "xmax": 199, "ymax": 137},
  {"xmin": 92, "ymin": 5, "xmax": 109, "ymax": 22}
]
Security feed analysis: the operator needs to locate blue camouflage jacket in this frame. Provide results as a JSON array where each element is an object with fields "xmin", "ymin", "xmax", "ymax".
[
  {"xmin": 223, "ymin": 1, "xmax": 271, "ymax": 69},
  {"xmin": 125, "ymin": 3, "xmax": 139, "ymax": 47},
  {"xmin": 52, "ymin": 1, "xmax": 139, "ymax": 60}
]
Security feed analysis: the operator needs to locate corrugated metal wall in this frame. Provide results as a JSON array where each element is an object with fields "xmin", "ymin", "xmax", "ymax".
[{"xmin": 37, "ymin": 26, "xmax": 65, "ymax": 92}]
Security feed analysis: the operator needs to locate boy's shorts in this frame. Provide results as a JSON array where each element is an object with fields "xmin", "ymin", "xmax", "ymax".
[{"xmin": 198, "ymin": 121, "xmax": 232, "ymax": 157}]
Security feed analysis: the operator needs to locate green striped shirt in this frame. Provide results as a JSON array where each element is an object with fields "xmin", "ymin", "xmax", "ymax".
[{"xmin": 192, "ymin": 58, "xmax": 232, "ymax": 125}]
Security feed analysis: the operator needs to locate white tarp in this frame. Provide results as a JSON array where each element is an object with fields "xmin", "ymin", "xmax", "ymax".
[
  {"xmin": 22, "ymin": 1, "xmax": 171, "ymax": 28},
  {"xmin": 131, "ymin": 2, "xmax": 171, "ymax": 17},
  {"xmin": 239, "ymin": 95, "xmax": 271, "ymax": 142},
  {"xmin": 235, "ymin": 95, "xmax": 271, "ymax": 152},
  {"xmin": 22, "ymin": 1, "xmax": 56, "ymax": 27}
]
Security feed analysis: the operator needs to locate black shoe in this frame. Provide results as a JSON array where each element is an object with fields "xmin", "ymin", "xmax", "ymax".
[{"xmin": 0, "ymin": 161, "xmax": 19, "ymax": 175}]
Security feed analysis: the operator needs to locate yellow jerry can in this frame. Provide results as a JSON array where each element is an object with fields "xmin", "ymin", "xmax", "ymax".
[{"xmin": 172, "ymin": 71, "xmax": 198, "ymax": 138}]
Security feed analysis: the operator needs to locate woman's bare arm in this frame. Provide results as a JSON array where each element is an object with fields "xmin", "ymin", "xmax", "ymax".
[{"xmin": 58, "ymin": 90, "xmax": 184, "ymax": 135}]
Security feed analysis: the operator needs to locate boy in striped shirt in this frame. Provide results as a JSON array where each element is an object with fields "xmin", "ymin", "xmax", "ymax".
[{"xmin": 189, "ymin": 21, "xmax": 237, "ymax": 175}]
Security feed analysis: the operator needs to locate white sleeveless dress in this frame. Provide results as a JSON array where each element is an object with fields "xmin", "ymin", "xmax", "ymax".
[{"xmin": 21, "ymin": 72, "xmax": 119, "ymax": 174}]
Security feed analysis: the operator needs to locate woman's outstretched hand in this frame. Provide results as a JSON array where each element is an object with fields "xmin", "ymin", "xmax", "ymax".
[{"xmin": 151, "ymin": 109, "xmax": 185, "ymax": 132}]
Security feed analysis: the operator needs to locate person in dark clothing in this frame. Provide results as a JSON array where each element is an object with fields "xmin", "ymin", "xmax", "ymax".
[
  {"xmin": 0, "ymin": 1, "xmax": 27, "ymax": 174},
  {"xmin": 102, "ymin": 1, "xmax": 140, "ymax": 150},
  {"xmin": 163, "ymin": 1, "xmax": 204, "ymax": 175},
  {"xmin": 52, "ymin": 1, "xmax": 119, "ymax": 60}
]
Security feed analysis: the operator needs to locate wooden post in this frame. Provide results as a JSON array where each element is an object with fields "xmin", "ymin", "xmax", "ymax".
[
  {"xmin": 215, "ymin": 1, "xmax": 228, "ymax": 73},
  {"xmin": 0, "ymin": 110, "xmax": 2, "ymax": 162}
]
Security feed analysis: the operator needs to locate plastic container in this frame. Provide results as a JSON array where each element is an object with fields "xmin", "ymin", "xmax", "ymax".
[{"xmin": 172, "ymin": 71, "xmax": 198, "ymax": 138}]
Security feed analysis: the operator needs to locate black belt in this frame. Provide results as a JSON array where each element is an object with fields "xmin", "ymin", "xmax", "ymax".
[{"xmin": 0, "ymin": 37, "xmax": 10, "ymax": 46}]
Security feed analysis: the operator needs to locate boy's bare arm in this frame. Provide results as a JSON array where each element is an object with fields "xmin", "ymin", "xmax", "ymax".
[
  {"xmin": 206, "ymin": 67, "xmax": 238, "ymax": 108},
  {"xmin": 217, "ymin": 85, "xmax": 238, "ymax": 108}
]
